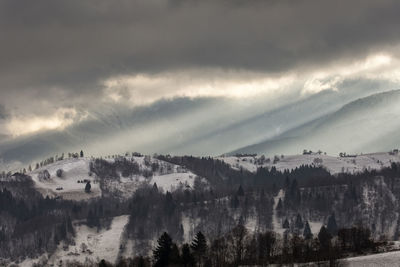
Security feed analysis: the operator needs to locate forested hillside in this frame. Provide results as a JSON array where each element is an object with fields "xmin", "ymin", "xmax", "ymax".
[{"xmin": 1, "ymin": 152, "xmax": 400, "ymax": 266}]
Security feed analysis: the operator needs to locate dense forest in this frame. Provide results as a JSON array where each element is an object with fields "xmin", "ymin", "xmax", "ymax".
[{"xmin": 1, "ymin": 153, "xmax": 400, "ymax": 266}]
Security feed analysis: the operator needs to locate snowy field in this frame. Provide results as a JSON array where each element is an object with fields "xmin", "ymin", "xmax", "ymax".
[
  {"xmin": 29, "ymin": 158, "xmax": 101, "ymax": 200},
  {"xmin": 344, "ymin": 250, "xmax": 400, "ymax": 266},
  {"xmin": 151, "ymin": 172, "xmax": 196, "ymax": 192},
  {"xmin": 218, "ymin": 152, "xmax": 400, "ymax": 175},
  {"xmin": 28, "ymin": 156, "xmax": 204, "ymax": 200}
]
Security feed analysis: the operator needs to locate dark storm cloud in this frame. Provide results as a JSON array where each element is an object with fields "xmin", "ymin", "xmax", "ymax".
[{"xmin": 1, "ymin": 0, "xmax": 400, "ymax": 107}]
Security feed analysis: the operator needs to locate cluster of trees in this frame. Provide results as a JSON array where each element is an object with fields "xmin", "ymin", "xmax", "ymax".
[
  {"xmin": 90, "ymin": 157, "xmax": 160, "ymax": 181},
  {"xmin": 158, "ymin": 155, "xmax": 337, "ymax": 196},
  {"xmin": 113, "ymin": 223, "xmax": 379, "ymax": 267},
  {"xmin": 0, "ymin": 172, "xmax": 129, "ymax": 260},
  {"xmin": 0, "ymin": 184, "xmax": 75, "ymax": 258},
  {"xmin": 151, "ymin": 231, "xmax": 207, "ymax": 267}
]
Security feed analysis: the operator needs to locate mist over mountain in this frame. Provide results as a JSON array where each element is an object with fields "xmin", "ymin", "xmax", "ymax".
[
  {"xmin": 0, "ymin": 85, "xmax": 394, "ymax": 168},
  {"xmin": 233, "ymin": 89, "xmax": 400, "ymax": 156}
]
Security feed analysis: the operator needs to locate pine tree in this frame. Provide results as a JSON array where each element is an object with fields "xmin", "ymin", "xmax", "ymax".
[
  {"xmin": 153, "ymin": 232, "xmax": 173, "ymax": 267},
  {"xmin": 327, "ymin": 213, "xmax": 338, "ymax": 236},
  {"xmin": 283, "ymin": 218, "xmax": 290, "ymax": 229},
  {"xmin": 295, "ymin": 214, "xmax": 304, "ymax": 229},
  {"xmin": 153, "ymin": 182, "xmax": 158, "ymax": 192},
  {"xmin": 318, "ymin": 226, "xmax": 332, "ymax": 251},
  {"xmin": 303, "ymin": 221, "xmax": 313, "ymax": 240},
  {"xmin": 191, "ymin": 231, "xmax": 207, "ymax": 265},
  {"xmin": 85, "ymin": 181, "xmax": 91, "ymax": 193}
]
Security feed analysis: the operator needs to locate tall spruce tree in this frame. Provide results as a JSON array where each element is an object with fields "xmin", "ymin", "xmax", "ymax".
[
  {"xmin": 283, "ymin": 218, "xmax": 290, "ymax": 229},
  {"xmin": 303, "ymin": 221, "xmax": 313, "ymax": 240},
  {"xmin": 191, "ymin": 231, "xmax": 207, "ymax": 265},
  {"xmin": 327, "ymin": 213, "xmax": 338, "ymax": 236},
  {"xmin": 295, "ymin": 214, "xmax": 304, "ymax": 229},
  {"xmin": 318, "ymin": 226, "xmax": 332, "ymax": 251},
  {"xmin": 153, "ymin": 232, "xmax": 173, "ymax": 267}
]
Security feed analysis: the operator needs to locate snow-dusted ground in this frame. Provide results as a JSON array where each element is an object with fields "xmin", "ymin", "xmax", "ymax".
[
  {"xmin": 49, "ymin": 215, "xmax": 130, "ymax": 266},
  {"xmin": 27, "ymin": 156, "xmax": 205, "ymax": 200},
  {"xmin": 29, "ymin": 158, "xmax": 101, "ymax": 200},
  {"xmin": 4, "ymin": 216, "xmax": 130, "ymax": 266},
  {"xmin": 344, "ymin": 250, "xmax": 400, "ymax": 266},
  {"xmin": 218, "ymin": 152, "xmax": 400, "ymax": 175},
  {"xmin": 7, "ymin": 255, "xmax": 48, "ymax": 267},
  {"xmin": 151, "ymin": 172, "xmax": 196, "ymax": 192},
  {"xmin": 103, "ymin": 158, "xmax": 203, "ymax": 198},
  {"xmin": 308, "ymin": 221, "xmax": 323, "ymax": 235}
]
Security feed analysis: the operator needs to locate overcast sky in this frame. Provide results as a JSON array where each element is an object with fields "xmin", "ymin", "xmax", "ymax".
[{"xmin": 1, "ymin": 0, "xmax": 400, "ymax": 137}]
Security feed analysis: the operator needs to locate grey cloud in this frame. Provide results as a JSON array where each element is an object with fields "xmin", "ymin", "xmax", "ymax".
[
  {"xmin": 0, "ymin": 105, "xmax": 7, "ymax": 120},
  {"xmin": 1, "ymin": 0, "xmax": 400, "ymax": 93}
]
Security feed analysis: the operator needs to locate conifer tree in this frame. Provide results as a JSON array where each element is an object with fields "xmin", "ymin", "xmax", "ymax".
[
  {"xmin": 283, "ymin": 218, "xmax": 290, "ymax": 229},
  {"xmin": 303, "ymin": 221, "xmax": 313, "ymax": 240},
  {"xmin": 153, "ymin": 232, "xmax": 173, "ymax": 267},
  {"xmin": 191, "ymin": 231, "xmax": 207, "ymax": 265},
  {"xmin": 295, "ymin": 214, "xmax": 304, "ymax": 229},
  {"xmin": 327, "ymin": 213, "xmax": 338, "ymax": 236},
  {"xmin": 85, "ymin": 181, "xmax": 91, "ymax": 193},
  {"xmin": 318, "ymin": 226, "xmax": 332, "ymax": 251}
]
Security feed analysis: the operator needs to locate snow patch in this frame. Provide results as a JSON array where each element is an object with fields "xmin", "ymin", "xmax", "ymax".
[
  {"xmin": 29, "ymin": 158, "xmax": 101, "ymax": 200},
  {"xmin": 49, "ymin": 215, "xmax": 129, "ymax": 265},
  {"xmin": 218, "ymin": 152, "xmax": 400, "ymax": 175},
  {"xmin": 345, "ymin": 250, "xmax": 400, "ymax": 266}
]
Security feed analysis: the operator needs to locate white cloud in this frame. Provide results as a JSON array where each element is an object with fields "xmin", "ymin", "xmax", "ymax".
[
  {"xmin": 102, "ymin": 70, "xmax": 297, "ymax": 106},
  {"xmin": 302, "ymin": 53, "xmax": 394, "ymax": 94},
  {"xmin": 5, "ymin": 108, "xmax": 86, "ymax": 137},
  {"xmin": 102, "ymin": 52, "xmax": 400, "ymax": 108}
]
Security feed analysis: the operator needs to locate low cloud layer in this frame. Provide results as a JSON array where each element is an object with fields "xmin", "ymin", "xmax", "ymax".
[{"xmin": 2, "ymin": 0, "xmax": 400, "ymax": 137}]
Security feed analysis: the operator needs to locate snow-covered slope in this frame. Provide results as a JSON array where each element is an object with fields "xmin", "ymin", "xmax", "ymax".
[
  {"xmin": 218, "ymin": 151, "xmax": 400, "ymax": 175},
  {"xmin": 51, "ymin": 215, "xmax": 129, "ymax": 265},
  {"xmin": 345, "ymin": 250, "xmax": 400, "ymax": 266},
  {"xmin": 29, "ymin": 158, "xmax": 101, "ymax": 200},
  {"xmin": 28, "ymin": 156, "xmax": 204, "ymax": 200}
]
